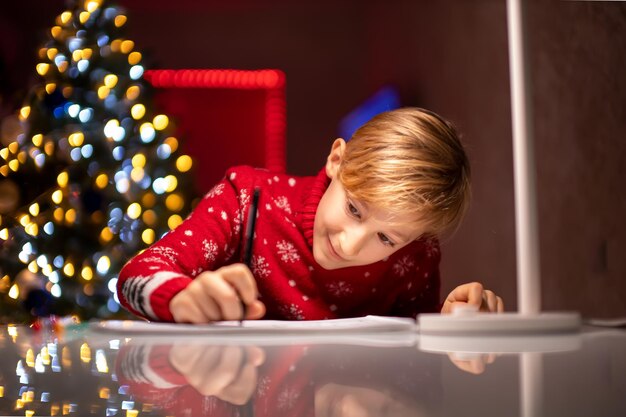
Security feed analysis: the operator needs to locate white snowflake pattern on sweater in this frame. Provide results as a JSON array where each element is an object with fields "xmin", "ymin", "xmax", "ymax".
[
  {"xmin": 392, "ymin": 255, "xmax": 415, "ymax": 277},
  {"xmin": 257, "ymin": 375, "xmax": 271, "ymax": 397},
  {"xmin": 202, "ymin": 239, "xmax": 219, "ymax": 262},
  {"xmin": 205, "ymin": 183, "xmax": 225, "ymax": 198},
  {"xmin": 425, "ymin": 238, "xmax": 440, "ymax": 258},
  {"xmin": 239, "ymin": 188, "xmax": 251, "ymax": 209},
  {"xmin": 326, "ymin": 280, "xmax": 353, "ymax": 297},
  {"xmin": 280, "ymin": 303, "xmax": 305, "ymax": 320},
  {"xmin": 276, "ymin": 240, "xmax": 300, "ymax": 263},
  {"xmin": 252, "ymin": 255, "xmax": 271, "ymax": 278},
  {"xmin": 273, "ymin": 195, "xmax": 292, "ymax": 213},
  {"xmin": 137, "ymin": 256, "xmax": 173, "ymax": 267},
  {"xmin": 277, "ymin": 386, "xmax": 301, "ymax": 410},
  {"xmin": 143, "ymin": 246, "xmax": 179, "ymax": 263}
]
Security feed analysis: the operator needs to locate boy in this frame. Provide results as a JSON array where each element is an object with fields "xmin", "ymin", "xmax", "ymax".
[{"xmin": 117, "ymin": 107, "xmax": 503, "ymax": 322}]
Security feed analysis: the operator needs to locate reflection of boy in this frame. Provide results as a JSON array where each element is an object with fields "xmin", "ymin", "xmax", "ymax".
[
  {"xmin": 116, "ymin": 342, "xmax": 442, "ymax": 417},
  {"xmin": 118, "ymin": 107, "xmax": 503, "ymax": 323}
]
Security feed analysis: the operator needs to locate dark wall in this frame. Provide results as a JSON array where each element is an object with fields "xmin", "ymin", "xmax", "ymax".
[{"xmin": 3, "ymin": 0, "xmax": 625, "ymax": 318}]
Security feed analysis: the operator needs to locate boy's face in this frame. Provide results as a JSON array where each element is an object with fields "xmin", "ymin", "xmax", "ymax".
[{"xmin": 312, "ymin": 139, "xmax": 424, "ymax": 270}]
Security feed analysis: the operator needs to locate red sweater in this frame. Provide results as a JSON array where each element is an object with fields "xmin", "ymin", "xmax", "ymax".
[{"xmin": 117, "ymin": 166, "xmax": 441, "ymax": 322}]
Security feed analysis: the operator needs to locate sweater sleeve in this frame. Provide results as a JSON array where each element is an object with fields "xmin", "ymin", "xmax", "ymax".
[
  {"xmin": 117, "ymin": 177, "xmax": 244, "ymax": 321},
  {"xmin": 388, "ymin": 237, "xmax": 442, "ymax": 318}
]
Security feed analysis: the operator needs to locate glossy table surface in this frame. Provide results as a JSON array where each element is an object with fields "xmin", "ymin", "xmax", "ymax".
[{"xmin": 0, "ymin": 321, "xmax": 624, "ymax": 417}]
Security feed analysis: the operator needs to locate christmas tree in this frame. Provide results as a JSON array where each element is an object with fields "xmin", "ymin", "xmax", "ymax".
[{"xmin": 0, "ymin": 0, "xmax": 196, "ymax": 321}]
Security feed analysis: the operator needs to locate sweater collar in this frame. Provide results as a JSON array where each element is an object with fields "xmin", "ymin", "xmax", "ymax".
[{"xmin": 299, "ymin": 168, "xmax": 330, "ymax": 248}]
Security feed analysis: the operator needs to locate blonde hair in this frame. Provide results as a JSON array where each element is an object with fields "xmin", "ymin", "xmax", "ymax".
[{"xmin": 337, "ymin": 107, "xmax": 471, "ymax": 238}]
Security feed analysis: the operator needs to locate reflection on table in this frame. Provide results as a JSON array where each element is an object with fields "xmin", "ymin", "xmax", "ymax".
[{"xmin": 0, "ymin": 322, "xmax": 624, "ymax": 416}]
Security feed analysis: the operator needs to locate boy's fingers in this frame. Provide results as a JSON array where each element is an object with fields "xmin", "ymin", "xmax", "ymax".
[
  {"xmin": 497, "ymin": 296, "xmax": 504, "ymax": 313},
  {"xmin": 171, "ymin": 291, "xmax": 213, "ymax": 323},
  {"xmin": 220, "ymin": 264, "xmax": 259, "ymax": 305},
  {"xmin": 482, "ymin": 290, "xmax": 498, "ymax": 312},
  {"xmin": 191, "ymin": 289, "xmax": 222, "ymax": 321},
  {"xmin": 201, "ymin": 273, "xmax": 244, "ymax": 320},
  {"xmin": 246, "ymin": 300, "xmax": 266, "ymax": 320},
  {"xmin": 447, "ymin": 282, "xmax": 484, "ymax": 307}
]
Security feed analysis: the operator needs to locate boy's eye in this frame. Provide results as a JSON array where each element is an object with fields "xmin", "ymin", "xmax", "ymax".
[
  {"xmin": 347, "ymin": 201, "xmax": 361, "ymax": 218},
  {"xmin": 378, "ymin": 233, "xmax": 396, "ymax": 247}
]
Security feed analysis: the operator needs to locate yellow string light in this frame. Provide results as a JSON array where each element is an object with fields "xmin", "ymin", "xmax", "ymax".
[
  {"xmin": 32, "ymin": 134, "xmax": 43, "ymax": 147},
  {"xmin": 127, "ymin": 203, "xmax": 141, "ymax": 219},
  {"xmin": 25, "ymin": 349, "xmax": 35, "ymax": 367},
  {"xmin": 45, "ymin": 141, "xmax": 55, "ymax": 156},
  {"xmin": 126, "ymin": 85, "xmax": 140, "ymax": 100},
  {"xmin": 168, "ymin": 214, "xmax": 183, "ymax": 230},
  {"xmin": 79, "ymin": 11, "xmax": 90, "ymax": 24},
  {"xmin": 52, "ymin": 190, "xmax": 63, "ymax": 204},
  {"xmin": 120, "ymin": 40, "xmax": 134, "ymax": 54},
  {"xmin": 128, "ymin": 51, "xmax": 141, "ymax": 65},
  {"xmin": 53, "ymin": 208, "xmax": 64, "ymax": 222},
  {"xmin": 99, "ymin": 387, "xmax": 110, "ymax": 399},
  {"xmin": 97, "ymin": 86, "xmax": 110, "ymax": 100},
  {"xmin": 57, "ymin": 171, "xmax": 69, "ymax": 187},
  {"xmin": 104, "ymin": 74, "xmax": 118, "ymax": 88},
  {"xmin": 95, "ymin": 173, "xmax": 108, "ymax": 189},
  {"xmin": 176, "ymin": 155, "xmax": 193, "ymax": 172},
  {"xmin": 28, "ymin": 261, "xmax": 39, "ymax": 273},
  {"xmin": 19, "ymin": 106, "xmax": 31, "ymax": 121},
  {"xmin": 65, "ymin": 208, "xmax": 76, "ymax": 224},
  {"xmin": 59, "ymin": 11, "xmax": 72, "ymax": 24},
  {"xmin": 99, "ymin": 227, "xmax": 113, "ymax": 243},
  {"xmin": 165, "ymin": 194, "xmax": 184, "ymax": 212},
  {"xmin": 46, "ymin": 83, "xmax": 57, "ymax": 94},
  {"xmin": 142, "ymin": 209, "xmax": 156, "ymax": 226},
  {"xmin": 63, "ymin": 262, "xmax": 75, "ymax": 277},
  {"xmin": 50, "ymin": 26, "xmax": 62, "ymax": 39},
  {"xmin": 25, "ymin": 223, "xmax": 39, "ymax": 237},
  {"xmin": 17, "ymin": 151, "xmax": 27, "ymax": 164},
  {"xmin": 81, "ymin": 266, "xmax": 93, "ymax": 281},
  {"xmin": 141, "ymin": 229, "xmax": 155, "ymax": 245},
  {"xmin": 47, "ymin": 48, "xmax": 58, "ymax": 60},
  {"xmin": 131, "ymin": 153, "xmax": 146, "ymax": 168},
  {"xmin": 29, "ymin": 203, "xmax": 40, "ymax": 216},
  {"xmin": 8, "ymin": 284, "xmax": 19, "ymax": 299},
  {"xmin": 141, "ymin": 192, "xmax": 156, "ymax": 208},
  {"xmin": 114, "ymin": 15, "xmax": 127, "ymax": 27},
  {"xmin": 19, "ymin": 214, "xmax": 31, "ymax": 227},
  {"xmin": 131, "ymin": 104, "xmax": 145, "ymax": 120},
  {"xmin": 36, "ymin": 63, "xmax": 50, "ymax": 76},
  {"xmin": 68, "ymin": 132, "xmax": 84, "ymax": 147},
  {"xmin": 153, "ymin": 114, "xmax": 169, "ymax": 130}
]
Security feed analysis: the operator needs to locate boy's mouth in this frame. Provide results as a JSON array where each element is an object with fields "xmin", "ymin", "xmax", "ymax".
[{"xmin": 327, "ymin": 238, "xmax": 345, "ymax": 261}]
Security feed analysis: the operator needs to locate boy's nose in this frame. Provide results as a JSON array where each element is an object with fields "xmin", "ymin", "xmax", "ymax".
[{"xmin": 339, "ymin": 226, "xmax": 367, "ymax": 257}]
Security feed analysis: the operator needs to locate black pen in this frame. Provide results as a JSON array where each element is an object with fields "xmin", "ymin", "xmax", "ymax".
[{"xmin": 241, "ymin": 187, "xmax": 260, "ymax": 324}]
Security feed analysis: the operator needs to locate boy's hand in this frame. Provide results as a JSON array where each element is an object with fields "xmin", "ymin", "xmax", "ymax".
[
  {"xmin": 441, "ymin": 282, "xmax": 504, "ymax": 314},
  {"xmin": 169, "ymin": 344, "xmax": 265, "ymax": 404},
  {"xmin": 170, "ymin": 264, "xmax": 266, "ymax": 323}
]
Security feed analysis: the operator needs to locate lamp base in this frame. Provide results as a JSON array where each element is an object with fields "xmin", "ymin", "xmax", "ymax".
[{"xmin": 418, "ymin": 311, "xmax": 581, "ymax": 336}]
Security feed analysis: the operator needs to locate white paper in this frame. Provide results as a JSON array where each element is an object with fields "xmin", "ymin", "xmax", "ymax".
[{"xmin": 94, "ymin": 315, "xmax": 417, "ymax": 335}]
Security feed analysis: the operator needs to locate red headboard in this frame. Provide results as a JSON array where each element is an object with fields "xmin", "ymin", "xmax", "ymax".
[{"xmin": 144, "ymin": 69, "xmax": 286, "ymax": 194}]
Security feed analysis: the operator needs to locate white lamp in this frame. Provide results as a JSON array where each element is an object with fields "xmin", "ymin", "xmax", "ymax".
[{"xmin": 419, "ymin": 0, "xmax": 581, "ymax": 335}]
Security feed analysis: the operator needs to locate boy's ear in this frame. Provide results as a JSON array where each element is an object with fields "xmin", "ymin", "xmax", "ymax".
[{"xmin": 325, "ymin": 138, "xmax": 346, "ymax": 178}]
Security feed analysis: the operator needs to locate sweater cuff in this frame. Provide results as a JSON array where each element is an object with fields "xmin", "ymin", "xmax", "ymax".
[{"xmin": 149, "ymin": 276, "xmax": 193, "ymax": 322}]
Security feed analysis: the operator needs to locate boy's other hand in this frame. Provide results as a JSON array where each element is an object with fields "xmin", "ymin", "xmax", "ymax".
[
  {"xmin": 440, "ymin": 282, "xmax": 504, "ymax": 314},
  {"xmin": 170, "ymin": 264, "xmax": 266, "ymax": 323}
]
